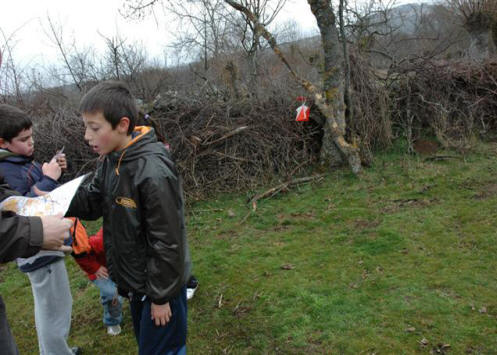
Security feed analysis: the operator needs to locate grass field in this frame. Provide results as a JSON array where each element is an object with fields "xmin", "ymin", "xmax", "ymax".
[{"xmin": 1, "ymin": 142, "xmax": 497, "ymax": 354}]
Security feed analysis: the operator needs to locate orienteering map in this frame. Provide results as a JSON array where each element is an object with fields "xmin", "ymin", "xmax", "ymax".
[{"xmin": 0, "ymin": 174, "xmax": 87, "ymax": 217}]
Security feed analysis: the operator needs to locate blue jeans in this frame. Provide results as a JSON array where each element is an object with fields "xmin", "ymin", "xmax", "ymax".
[
  {"xmin": 92, "ymin": 278, "xmax": 123, "ymax": 326},
  {"xmin": 130, "ymin": 287, "xmax": 187, "ymax": 355}
]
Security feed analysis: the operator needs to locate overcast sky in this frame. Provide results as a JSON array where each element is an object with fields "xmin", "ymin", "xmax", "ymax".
[{"xmin": 0, "ymin": 0, "xmax": 429, "ymax": 70}]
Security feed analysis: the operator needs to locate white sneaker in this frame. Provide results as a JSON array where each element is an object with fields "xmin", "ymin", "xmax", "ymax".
[
  {"xmin": 186, "ymin": 286, "xmax": 198, "ymax": 300},
  {"xmin": 107, "ymin": 325, "xmax": 121, "ymax": 336}
]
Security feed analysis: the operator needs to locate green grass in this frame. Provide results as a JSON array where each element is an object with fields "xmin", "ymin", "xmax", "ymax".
[{"xmin": 2, "ymin": 142, "xmax": 497, "ymax": 354}]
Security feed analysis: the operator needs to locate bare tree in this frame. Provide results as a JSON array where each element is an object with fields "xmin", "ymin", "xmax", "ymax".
[
  {"xmin": 168, "ymin": 0, "xmax": 235, "ymax": 70},
  {"xmin": 99, "ymin": 33, "xmax": 147, "ymax": 82},
  {"xmin": 99, "ymin": 33, "xmax": 167, "ymax": 101},
  {"xmin": 102, "ymin": 35, "xmax": 124, "ymax": 80},
  {"xmin": 125, "ymin": 0, "xmax": 236, "ymax": 71},
  {"xmin": 230, "ymin": 0, "xmax": 286, "ymax": 91},
  {"xmin": 447, "ymin": 0, "xmax": 497, "ymax": 59},
  {"xmin": 344, "ymin": 1, "xmax": 471, "ymax": 67},
  {"xmin": 46, "ymin": 16, "xmax": 84, "ymax": 91},
  {"xmin": 0, "ymin": 28, "xmax": 25, "ymax": 104},
  {"xmin": 226, "ymin": 0, "xmax": 361, "ymax": 173},
  {"xmin": 124, "ymin": 0, "xmax": 290, "ymax": 97}
]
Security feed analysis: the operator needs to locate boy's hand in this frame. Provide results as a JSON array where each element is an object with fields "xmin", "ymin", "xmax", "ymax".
[
  {"xmin": 42, "ymin": 159, "xmax": 62, "ymax": 181},
  {"xmin": 151, "ymin": 302, "xmax": 171, "ymax": 326},
  {"xmin": 95, "ymin": 266, "xmax": 109, "ymax": 279},
  {"xmin": 56, "ymin": 154, "xmax": 67, "ymax": 171}
]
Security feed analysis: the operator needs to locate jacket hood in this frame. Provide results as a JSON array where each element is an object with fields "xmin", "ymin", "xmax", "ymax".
[
  {"xmin": 109, "ymin": 126, "xmax": 169, "ymax": 175},
  {"xmin": 0, "ymin": 149, "xmax": 32, "ymax": 163}
]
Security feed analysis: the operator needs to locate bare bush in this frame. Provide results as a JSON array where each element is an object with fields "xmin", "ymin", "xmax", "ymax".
[
  {"xmin": 446, "ymin": 0, "xmax": 497, "ymax": 59},
  {"xmin": 389, "ymin": 58, "xmax": 497, "ymax": 151},
  {"xmin": 31, "ymin": 107, "xmax": 96, "ymax": 178},
  {"xmin": 144, "ymin": 92, "xmax": 322, "ymax": 198},
  {"xmin": 348, "ymin": 52, "xmax": 392, "ymax": 161}
]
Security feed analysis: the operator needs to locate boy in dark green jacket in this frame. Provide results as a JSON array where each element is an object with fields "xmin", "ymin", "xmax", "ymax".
[{"xmin": 67, "ymin": 81, "xmax": 191, "ymax": 355}]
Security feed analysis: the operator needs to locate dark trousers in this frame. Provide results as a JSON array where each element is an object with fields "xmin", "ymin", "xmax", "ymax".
[
  {"xmin": 130, "ymin": 287, "xmax": 187, "ymax": 355},
  {"xmin": 0, "ymin": 295, "xmax": 19, "ymax": 355}
]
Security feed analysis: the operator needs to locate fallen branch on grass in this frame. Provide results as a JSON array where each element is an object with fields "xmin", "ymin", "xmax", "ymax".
[
  {"xmin": 424, "ymin": 155, "xmax": 463, "ymax": 161},
  {"xmin": 239, "ymin": 174, "xmax": 325, "ymax": 224},
  {"xmin": 249, "ymin": 175, "xmax": 325, "ymax": 210}
]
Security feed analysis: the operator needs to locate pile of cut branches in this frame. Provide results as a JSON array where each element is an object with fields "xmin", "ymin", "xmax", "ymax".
[
  {"xmin": 389, "ymin": 58, "xmax": 497, "ymax": 148},
  {"xmin": 31, "ymin": 95, "xmax": 322, "ymax": 199},
  {"xmin": 149, "ymin": 95, "xmax": 322, "ymax": 198},
  {"xmin": 26, "ymin": 58, "xmax": 497, "ymax": 197}
]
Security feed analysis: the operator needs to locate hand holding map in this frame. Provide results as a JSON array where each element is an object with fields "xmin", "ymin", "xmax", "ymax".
[
  {"xmin": 40, "ymin": 215, "xmax": 74, "ymax": 252},
  {"xmin": 0, "ymin": 174, "xmax": 87, "ymax": 217},
  {"xmin": 0, "ymin": 174, "xmax": 87, "ymax": 251}
]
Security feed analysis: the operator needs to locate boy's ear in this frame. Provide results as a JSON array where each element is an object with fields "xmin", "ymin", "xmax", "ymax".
[
  {"xmin": 0, "ymin": 138, "xmax": 8, "ymax": 149},
  {"xmin": 117, "ymin": 117, "xmax": 130, "ymax": 134}
]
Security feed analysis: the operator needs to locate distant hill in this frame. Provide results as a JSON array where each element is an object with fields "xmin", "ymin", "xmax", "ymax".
[
  {"xmin": 389, "ymin": 3, "xmax": 436, "ymax": 34},
  {"xmin": 369, "ymin": 3, "xmax": 438, "ymax": 35}
]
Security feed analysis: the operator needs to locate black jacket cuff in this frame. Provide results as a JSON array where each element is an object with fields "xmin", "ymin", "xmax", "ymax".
[{"xmin": 28, "ymin": 216, "xmax": 43, "ymax": 248}]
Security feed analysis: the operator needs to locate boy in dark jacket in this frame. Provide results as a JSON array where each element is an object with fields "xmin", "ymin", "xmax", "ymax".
[
  {"xmin": 67, "ymin": 81, "xmax": 191, "ymax": 355},
  {"xmin": 0, "ymin": 105, "xmax": 79, "ymax": 355},
  {"xmin": 73, "ymin": 227, "xmax": 123, "ymax": 336}
]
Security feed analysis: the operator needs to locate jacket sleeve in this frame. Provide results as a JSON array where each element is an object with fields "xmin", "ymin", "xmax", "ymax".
[
  {"xmin": 1, "ymin": 169, "xmax": 31, "ymax": 196},
  {"xmin": 141, "ymin": 174, "xmax": 185, "ymax": 305},
  {"xmin": 72, "ymin": 229, "xmax": 105, "ymax": 278},
  {"xmin": 29, "ymin": 161, "xmax": 59, "ymax": 196},
  {"xmin": 1, "ymin": 161, "xmax": 59, "ymax": 197},
  {"xmin": 0, "ymin": 211, "xmax": 43, "ymax": 263},
  {"xmin": 88, "ymin": 228, "xmax": 104, "ymax": 256},
  {"xmin": 66, "ymin": 168, "xmax": 103, "ymax": 221},
  {"xmin": 73, "ymin": 252, "xmax": 100, "ymax": 277},
  {"xmin": 30, "ymin": 177, "xmax": 59, "ymax": 196},
  {"xmin": 0, "ymin": 182, "xmax": 43, "ymax": 262}
]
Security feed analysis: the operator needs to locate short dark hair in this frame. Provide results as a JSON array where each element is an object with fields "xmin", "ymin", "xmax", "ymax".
[
  {"xmin": 0, "ymin": 104, "xmax": 33, "ymax": 141},
  {"xmin": 79, "ymin": 81, "xmax": 138, "ymax": 134}
]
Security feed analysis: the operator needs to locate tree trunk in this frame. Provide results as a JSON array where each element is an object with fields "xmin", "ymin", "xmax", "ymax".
[
  {"xmin": 339, "ymin": 0, "xmax": 352, "ymax": 122},
  {"xmin": 248, "ymin": 34, "xmax": 261, "ymax": 99},
  {"xmin": 463, "ymin": 11, "xmax": 497, "ymax": 60},
  {"xmin": 467, "ymin": 29, "xmax": 495, "ymax": 59},
  {"xmin": 492, "ymin": 20, "xmax": 497, "ymax": 49},
  {"xmin": 204, "ymin": 13, "xmax": 209, "ymax": 72},
  {"xmin": 308, "ymin": 0, "xmax": 360, "ymax": 172}
]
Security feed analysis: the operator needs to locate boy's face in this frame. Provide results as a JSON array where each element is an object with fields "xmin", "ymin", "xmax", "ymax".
[
  {"xmin": 82, "ymin": 111, "xmax": 130, "ymax": 155},
  {"xmin": 0, "ymin": 128, "xmax": 34, "ymax": 156}
]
